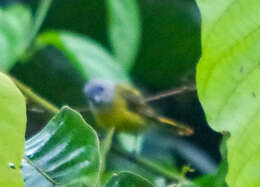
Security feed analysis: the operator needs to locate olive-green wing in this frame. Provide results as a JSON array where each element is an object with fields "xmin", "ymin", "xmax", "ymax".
[
  {"xmin": 117, "ymin": 84, "xmax": 155, "ymax": 117},
  {"xmin": 117, "ymin": 84, "xmax": 194, "ymax": 136}
]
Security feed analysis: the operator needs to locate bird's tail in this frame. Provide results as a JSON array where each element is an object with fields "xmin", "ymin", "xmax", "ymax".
[
  {"xmin": 155, "ymin": 116, "xmax": 194, "ymax": 136},
  {"xmin": 137, "ymin": 109, "xmax": 193, "ymax": 136}
]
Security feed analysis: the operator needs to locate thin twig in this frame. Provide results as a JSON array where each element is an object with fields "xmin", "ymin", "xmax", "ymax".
[
  {"xmin": 74, "ymin": 106, "xmax": 91, "ymax": 113},
  {"xmin": 110, "ymin": 147, "xmax": 186, "ymax": 183},
  {"xmin": 23, "ymin": 156, "xmax": 64, "ymax": 186},
  {"xmin": 12, "ymin": 77, "xmax": 59, "ymax": 114},
  {"xmin": 100, "ymin": 127, "xmax": 116, "ymax": 172},
  {"xmin": 144, "ymin": 86, "xmax": 196, "ymax": 103},
  {"xmin": 24, "ymin": 0, "xmax": 53, "ymax": 51}
]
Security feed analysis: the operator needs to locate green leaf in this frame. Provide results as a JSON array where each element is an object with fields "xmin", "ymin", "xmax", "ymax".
[
  {"xmin": 196, "ymin": 0, "xmax": 260, "ymax": 186},
  {"xmin": 38, "ymin": 31, "xmax": 130, "ymax": 83},
  {"xmin": 0, "ymin": 72, "xmax": 26, "ymax": 186},
  {"xmin": 105, "ymin": 172, "xmax": 153, "ymax": 187},
  {"xmin": 22, "ymin": 107, "xmax": 101, "ymax": 186},
  {"xmin": 106, "ymin": 0, "xmax": 141, "ymax": 71},
  {"xmin": 0, "ymin": 4, "xmax": 32, "ymax": 71}
]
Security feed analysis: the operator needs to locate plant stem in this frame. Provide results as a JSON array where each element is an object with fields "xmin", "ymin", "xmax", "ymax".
[
  {"xmin": 25, "ymin": 0, "xmax": 53, "ymax": 50},
  {"xmin": 111, "ymin": 147, "xmax": 185, "ymax": 183},
  {"xmin": 23, "ymin": 156, "xmax": 62, "ymax": 185},
  {"xmin": 96, "ymin": 127, "xmax": 115, "ymax": 187},
  {"xmin": 12, "ymin": 77, "xmax": 59, "ymax": 114},
  {"xmin": 100, "ymin": 127, "xmax": 116, "ymax": 172}
]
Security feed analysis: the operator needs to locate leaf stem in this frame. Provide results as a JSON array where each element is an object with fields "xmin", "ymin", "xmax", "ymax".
[
  {"xmin": 111, "ymin": 147, "xmax": 186, "ymax": 183},
  {"xmin": 100, "ymin": 127, "xmax": 116, "ymax": 172},
  {"xmin": 25, "ymin": 0, "xmax": 53, "ymax": 50},
  {"xmin": 12, "ymin": 77, "xmax": 59, "ymax": 114},
  {"xmin": 96, "ymin": 127, "xmax": 115, "ymax": 187},
  {"xmin": 23, "ymin": 156, "xmax": 63, "ymax": 185}
]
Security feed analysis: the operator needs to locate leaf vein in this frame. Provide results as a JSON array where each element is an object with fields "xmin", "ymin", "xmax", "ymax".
[
  {"xmin": 214, "ymin": 58, "xmax": 260, "ymax": 125},
  {"xmin": 229, "ymin": 110, "xmax": 260, "ymax": 185},
  {"xmin": 203, "ymin": 0, "xmax": 237, "ymax": 41},
  {"xmin": 201, "ymin": 24, "xmax": 260, "ymax": 96}
]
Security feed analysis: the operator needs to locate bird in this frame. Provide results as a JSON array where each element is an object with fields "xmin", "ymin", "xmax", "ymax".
[{"xmin": 83, "ymin": 79, "xmax": 193, "ymax": 135}]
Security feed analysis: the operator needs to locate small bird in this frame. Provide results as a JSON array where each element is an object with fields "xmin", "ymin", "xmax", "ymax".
[{"xmin": 83, "ymin": 79, "xmax": 193, "ymax": 135}]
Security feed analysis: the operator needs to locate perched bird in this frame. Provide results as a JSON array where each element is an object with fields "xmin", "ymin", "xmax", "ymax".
[{"xmin": 83, "ymin": 79, "xmax": 193, "ymax": 135}]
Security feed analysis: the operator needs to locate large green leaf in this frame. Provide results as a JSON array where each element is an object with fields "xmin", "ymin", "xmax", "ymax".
[
  {"xmin": 38, "ymin": 31, "xmax": 130, "ymax": 83},
  {"xmin": 22, "ymin": 107, "xmax": 101, "ymax": 186},
  {"xmin": 105, "ymin": 172, "xmax": 153, "ymax": 187},
  {"xmin": 106, "ymin": 0, "xmax": 141, "ymax": 71},
  {"xmin": 0, "ymin": 4, "xmax": 32, "ymax": 71},
  {"xmin": 196, "ymin": 0, "xmax": 260, "ymax": 186},
  {"xmin": 0, "ymin": 73, "xmax": 26, "ymax": 186}
]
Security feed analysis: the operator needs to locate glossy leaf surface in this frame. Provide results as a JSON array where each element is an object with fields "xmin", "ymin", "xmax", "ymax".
[{"xmin": 22, "ymin": 107, "xmax": 101, "ymax": 187}]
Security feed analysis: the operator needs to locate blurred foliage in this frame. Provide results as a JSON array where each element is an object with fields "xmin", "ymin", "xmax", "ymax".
[
  {"xmin": 106, "ymin": 0, "xmax": 141, "ymax": 71},
  {"xmin": 38, "ymin": 31, "xmax": 129, "ymax": 83},
  {"xmin": 105, "ymin": 172, "xmax": 153, "ymax": 187},
  {"xmin": 23, "ymin": 0, "xmax": 201, "ymax": 90},
  {"xmin": 194, "ymin": 134, "xmax": 228, "ymax": 187},
  {"xmin": 0, "ymin": 4, "xmax": 32, "ymax": 71},
  {"xmin": 11, "ymin": 0, "xmax": 202, "ymax": 98},
  {"xmin": 132, "ymin": 0, "xmax": 201, "ymax": 90}
]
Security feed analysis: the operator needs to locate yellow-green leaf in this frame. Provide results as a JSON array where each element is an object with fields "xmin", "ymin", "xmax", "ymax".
[
  {"xmin": 0, "ymin": 72, "xmax": 26, "ymax": 186},
  {"xmin": 196, "ymin": 0, "xmax": 260, "ymax": 186}
]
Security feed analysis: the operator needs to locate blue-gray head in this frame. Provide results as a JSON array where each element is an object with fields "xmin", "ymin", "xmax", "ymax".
[{"xmin": 83, "ymin": 79, "xmax": 116, "ymax": 108}]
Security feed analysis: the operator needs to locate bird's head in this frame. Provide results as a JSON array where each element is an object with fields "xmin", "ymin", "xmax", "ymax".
[{"xmin": 83, "ymin": 79, "xmax": 116, "ymax": 109}]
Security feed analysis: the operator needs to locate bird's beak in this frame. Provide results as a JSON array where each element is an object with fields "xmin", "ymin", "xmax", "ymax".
[{"xmin": 90, "ymin": 95, "xmax": 102, "ymax": 105}]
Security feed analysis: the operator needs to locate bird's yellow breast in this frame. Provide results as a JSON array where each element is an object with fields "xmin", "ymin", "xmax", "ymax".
[{"xmin": 93, "ymin": 86, "xmax": 146, "ymax": 132}]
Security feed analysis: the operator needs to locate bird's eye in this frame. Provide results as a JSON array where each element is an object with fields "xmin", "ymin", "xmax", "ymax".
[
  {"xmin": 93, "ymin": 86, "xmax": 104, "ymax": 94},
  {"xmin": 88, "ymin": 86, "xmax": 105, "ymax": 105}
]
